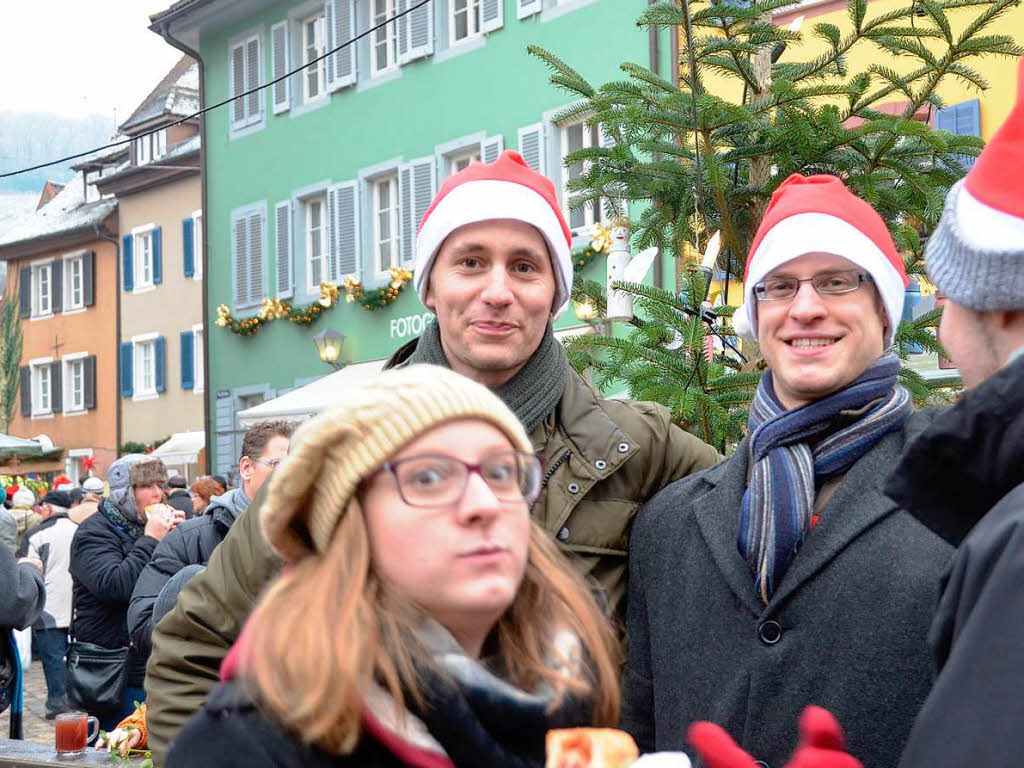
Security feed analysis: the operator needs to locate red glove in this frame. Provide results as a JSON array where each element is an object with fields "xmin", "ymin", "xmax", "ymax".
[{"xmin": 687, "ymin": 706, "xmax": 863, "ymax": 768}]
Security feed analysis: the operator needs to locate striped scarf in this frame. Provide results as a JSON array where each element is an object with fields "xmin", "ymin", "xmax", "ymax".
[{"xmin": 738, "ymin": 354, "xmax": 912, "ymax": 604}]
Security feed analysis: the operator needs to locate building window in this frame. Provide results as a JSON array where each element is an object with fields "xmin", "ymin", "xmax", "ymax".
[
  {"xmin": 450, "ymin": 0, "xmax": 481, "ymax": 44},
  {"xmin": 373, "ymin": 176, "xmax": 399, "ymax": 277},
  {"xmin": 31, "ymin": 263, "xmax": 53, "ymax": 317},
  {"xmin": 135, "ymin": 340, "xmax": 156, "ymax": 396},
  {"xmin": 302, "ymin": 12, "xmax": 327, "ymax": 103},
  {"xmin": 561, "ymin": 120, "xmax": 602, "ymax": 233},
  {"xmin": 447, "ymin": 146, "xmax": 480, "ymax": 178},
  {"xmin": 132, "ymin": 129, "xmax": 167, "ymax": 165},
  {"xmin": 305, "ymin": 196, "xmax": 328, "ymax": 289},
  {"xmin": 64, "ymin": 358, "xmax": 85, "ymax": 412},
  {"xmin": 31, "ymin": 363, "xmax": 52, "ymax": 416},
  {"xmin": 134, "ymin": 228, "xmax": 154, "ymax": 290},
  {"xmin": 65, "ymin": 256, "xmax": 84, "ymax": 310},
  {"xmin": 230, "ymin": 32, "xmax": 264, "ymax": 131},
  {"xmin": 193, "ymin": 210, "xmax": 204, "ymax": 279},
  {"xmin": 371, "ymin": 0, "xmax": 397, "ymax": 76},
  {"xmin": 194, "ymin": 326, "xmax": 205, "ymax": 393}
]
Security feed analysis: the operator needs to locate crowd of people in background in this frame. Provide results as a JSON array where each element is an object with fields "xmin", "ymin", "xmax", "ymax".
[{"xmin": 1, "ymin": 53, "xmax": 1022, "ymax": 768}]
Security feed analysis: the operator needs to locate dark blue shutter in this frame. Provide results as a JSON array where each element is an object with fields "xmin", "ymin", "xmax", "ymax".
[
  {"xmin": 119, "ymin": 342, "xmax": 134, "ymax": 398},
  {"xmin": 182, "ymin": 218, "xmax": 195, "ymax": 278},
  {"xmin": 152, "ymin": 226, "xmax": 163, "ymax": 285},
  {"xmin": 19, "ymin": 267, "xmax": 31, "ymax": 317},
  {"xmin": 122, "ymin": 235, "xmax": 134, "ymax": 292},
  {"xmin": 155, "ymin": 335, "xmax": 166, "ymax": 394},
  {"xmin": 180, "ymin": 330, "xmax": 195, "ymax": 390},
  {"xmin": 936, "ymin": 99, "xmax": 982, "ymax": 170}
]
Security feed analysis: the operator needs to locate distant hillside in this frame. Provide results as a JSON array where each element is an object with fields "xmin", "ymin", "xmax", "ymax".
[{"xmin": 0, "ymin": 112, "xmax": 115, "ymax": 194}]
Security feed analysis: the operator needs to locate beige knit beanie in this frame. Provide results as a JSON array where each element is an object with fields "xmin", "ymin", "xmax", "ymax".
[{"xmin": 261, "ymin": 364, "xmax": 535, "ymax": 563}]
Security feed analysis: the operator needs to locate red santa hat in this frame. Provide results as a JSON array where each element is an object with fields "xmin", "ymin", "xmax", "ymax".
[
  {"xmin": 414, "ymin": 150, "xmax": 574, "ymax": 319},
  {"xmin": 733, "ymin": 173, "xmax": 909, "ymax": 346},
  {"xmin": 926, "ymin": 55, "xmax": 1024, "ymax": 310}
]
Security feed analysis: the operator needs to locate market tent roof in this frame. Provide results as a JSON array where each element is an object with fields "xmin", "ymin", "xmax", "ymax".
[
  {"xmin": 239, "ymin": 359, "xmax": 387, "ymax": 426},
  {"xmin": 151, "ymin": 431, "xmax": 205, "ymax": 466},
  {"xmin": 0, "ymin": 434, "xmax": 44, "ymax": 457}
]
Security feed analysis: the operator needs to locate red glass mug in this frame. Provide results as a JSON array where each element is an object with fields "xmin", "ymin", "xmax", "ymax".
[{"xmin": 55, "ymin": 711, "xmax": 99, "ymax": 756}]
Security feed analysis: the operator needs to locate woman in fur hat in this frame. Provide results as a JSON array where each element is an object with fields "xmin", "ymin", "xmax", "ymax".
[
  {"xmin": 68, "ymin": 454, "xmax": 184, "ymax": 728},
  {"xmin": 166, "ymin": 365, "xmax": 620, "ymax": 768}
]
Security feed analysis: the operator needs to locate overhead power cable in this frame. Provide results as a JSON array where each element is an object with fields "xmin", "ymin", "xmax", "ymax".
[{"xmin": 0, "ymin": 0, "xmax": 431, "ymax": 179}]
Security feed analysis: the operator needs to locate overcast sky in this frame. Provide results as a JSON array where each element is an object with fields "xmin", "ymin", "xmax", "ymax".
[{"xmin": 0, "ymin": 0, "xmax": 185, "ymax": 122}]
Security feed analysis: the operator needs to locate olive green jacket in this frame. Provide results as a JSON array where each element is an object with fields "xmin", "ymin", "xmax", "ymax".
[{"xmin": 144, "ymin": 366, "xmax": 720, "ymax": 763}]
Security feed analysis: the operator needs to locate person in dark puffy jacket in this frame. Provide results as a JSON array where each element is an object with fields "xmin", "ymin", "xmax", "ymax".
[
  {"xmin": 68, "ymin": 456, "xmax": 180, "ymax": 729},
  {"xmin": 129, "ymin": 420, "xmax": 292, "ymax": 657},
  {"xmin": 163, "ymin": 477, "xmax": 194, "ymax": 519}
]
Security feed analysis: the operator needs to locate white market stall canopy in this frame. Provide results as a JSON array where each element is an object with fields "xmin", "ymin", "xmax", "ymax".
[
  {"xmin": 238, "ymin": 359, "xmax": 388, "ymax": 427},
  {"xmin": 151, "ymin": 431, "xmax": 206, "ymax": 466}
]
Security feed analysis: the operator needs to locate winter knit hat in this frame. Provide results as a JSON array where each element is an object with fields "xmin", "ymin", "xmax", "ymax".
[
  {"xmin": 414, "ymin": 150, "xmax": 574, "ymax": 319},
  {"xmin": 733, "ymin": 173, "xmax": 909, "ymax": 346},
  {"xmin": 926, "ymin": 56, "xmax": 1024, "ymax": 311},
  {"xmin": 261, "ymin": 365, "xmax": 534, "ymax": 563},
  {"xmin": 107, "ymin": 454, "xmax": 149, "ymax": 492},
  {"xmin": 129, "ymin": 458, "xmax": 168, "ymax": 488},
  {"xmin": 11, "ymin": 488, "xmax": 35, "ymax": 508},
  {"xmin": 81, "ymin": 476, "xmax": 105, "ymax": 495}
]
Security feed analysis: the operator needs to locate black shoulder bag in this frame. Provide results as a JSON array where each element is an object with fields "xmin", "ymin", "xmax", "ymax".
[{"xmin": 66, "ymin": 592, "xmax": 129, "ymax": 713}]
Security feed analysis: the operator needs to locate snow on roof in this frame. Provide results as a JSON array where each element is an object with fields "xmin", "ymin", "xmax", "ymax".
[
  {"xmin": 0, "ymin": 173, "xmax": 116, "ymax": 251},
  {"xmin": 120, "ymin": 56, "xmax": 199, "ymax": 133},
  {"xmin": 0, "ymin": 193, "xmax": 41, "ymax": 239}
]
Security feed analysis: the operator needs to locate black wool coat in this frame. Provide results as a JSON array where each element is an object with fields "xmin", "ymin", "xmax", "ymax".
[
  {"xmin": 887, "ymin": 353, "xmax": 1024, "ymax": 768},
  {"xmin": 622, "ymin": 411, "xmax": 953, "ymax": 768}
]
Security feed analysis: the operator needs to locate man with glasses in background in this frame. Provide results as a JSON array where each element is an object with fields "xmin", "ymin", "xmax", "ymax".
[
  {"xmin": 621, "ymin": 174, "xmax": 952, "ymax": 768},
  {"xmin": 127, "ymin": 419, "xmax": 293, "ymax": 656}
]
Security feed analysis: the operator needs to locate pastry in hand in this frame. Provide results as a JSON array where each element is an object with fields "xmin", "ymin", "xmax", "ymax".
[{"xmin": 546, "ymin": 728, "xmax": 640, "ymax": 768}]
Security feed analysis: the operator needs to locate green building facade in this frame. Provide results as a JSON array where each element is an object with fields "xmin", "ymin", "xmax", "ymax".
[{"xmin": 151, "ymin": 0, "xmax": 676, "ymax": 478}]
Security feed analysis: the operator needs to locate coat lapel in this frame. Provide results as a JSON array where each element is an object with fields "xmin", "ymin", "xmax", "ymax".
[
  {"xmin": 767, "ymin": 428, "xmax": 906, "ymax": 610},
  {"xmin": 693, "ymin": 447, "xmax": 765, "ymax": 617}
]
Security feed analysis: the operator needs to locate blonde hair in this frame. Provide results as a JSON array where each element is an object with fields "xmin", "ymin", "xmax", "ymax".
[{"xmin": 240, "ymin": 498, "xmax": 620, "ymax": 756}]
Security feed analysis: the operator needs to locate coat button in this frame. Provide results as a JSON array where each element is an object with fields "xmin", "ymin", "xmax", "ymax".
[
  {"xmin": 758, "ymin": 620, "xmax": 782, "ymax": 645},
  {"xmin": 557, "ymin": 527, "xmax": 570, "ymax": 541},
  {"xmin": 595, "ymin": 459, "xmax": 607, "ymax": 470},
  {"xmin": 568, "ymin": 482, "xmax": 580, "ymax": 494},
  {"xmin": 617, "ymin": 442, "xmax": 629, "ymax": 453}
]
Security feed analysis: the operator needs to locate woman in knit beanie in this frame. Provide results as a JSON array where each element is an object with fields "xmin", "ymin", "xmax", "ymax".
[{"xmin": 166, "ymin": 365, "xmax": 620, "ymax": 768}]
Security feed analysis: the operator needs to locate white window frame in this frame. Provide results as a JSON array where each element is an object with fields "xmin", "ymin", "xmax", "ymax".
[
  {"xmin": 450, "ymin": 0, "xmax": 482, "ymax": 45},
  {"xmin": 132, "ymin": 333, "xmax": 160, "ymax": 401},
  {"xmin": 31, "ymin": 260, "xmax": 54, "ymax": 319},
  {"xmin": 29, "ymin": 357, "xmax": 54, "ymax": 418},
  {"xmin": 136, "ymin": 135, "xmax": 151, "ymax": 165},
  {"xmin": 192, "ymin": 209, "xmax": 204, "ymax": 280},
  {"xmin": 301, "ymin": 11, "xmax": 328, "ymax": 104},
  {"xmin": 132, "ymin": 223, "xmax": 156, "ymax": 293},
  {"xmin": 63, "ymin": 252, "xmax": 85, "ymax": 313},
  {"xmin": 447, "ymin": 145, "xmax": 481, "ymax": 177},
  {"xmin": 371, "ymin": 0, "xmax": 398, "ymax": 77},
  {"xmin": 192, "ymin": 324, "xmax": 205, "ymax": 394},
  {"xmin": 304, "ymin": 195, "xmax": 328, "ymax": 292},
  {"xmin": 372, "ymin": 175, "xmax": 400, "ymax": 279},
  {"xmin": 229, "ymin": 28, "xmax": 266, "ymax": 138},
  {"xmin": 560, "ymin": 117, "xmax": 603, "ymax": 234},
  {"xmin": 62, "ymin": 351, "xmax": 89, "ymax": 415}
]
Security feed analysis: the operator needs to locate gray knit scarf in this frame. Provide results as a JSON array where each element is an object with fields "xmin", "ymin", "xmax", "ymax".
[{"xmin": 406, "ymin": 321, "xmax": 568, "ymax": 434}]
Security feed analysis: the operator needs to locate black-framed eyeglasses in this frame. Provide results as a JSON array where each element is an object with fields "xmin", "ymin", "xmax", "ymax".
[
  {"xmin": 381, "ymin": 451, "xmax": 543, "ymax": 508},
  {"xmin": 754, "ymin": 270, "xmax": 873, "ymax": 302},
  {"xmin": 251, "ymin": 457, "xmax": 283, "ymax": 470}
]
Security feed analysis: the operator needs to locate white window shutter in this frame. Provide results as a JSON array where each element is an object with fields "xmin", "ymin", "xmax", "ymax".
[
  {"xmin": 481, "ymin": 0, "xmax": 503, "ymax": 33},
  {"xmin": 404, "ymin": 0, "xmax": 433, "ymax": 62},
  {"xmin": 481, "ymin": 135, "xmax": 504, "ymax": 164},
  {"xmin": 517, "ymin": 0, "xmax": 542, "ymax": 19},
  {"xmin": 232, "ymin": 215, "xmax": 249, "ymax": 306},
  {"xmin": 327, "ymin": 0, "xmax": 357, "ymax": 90},
  {"xmin": 399, "ymin": 165, "xmax": 413, "ymax": 264},
  {"xmin": 396, "ymin": 0, "xmax": 411, "ymax": 64},
  {"xmin": 517, "ymin": 123, "xmax": 545, "ymax": 173},
  {"xmin": 231, "ymin": 44, "xmax": 246, "ymax": 125},
  {"xmin": 275, "ymin": 201, "xmax": 293, "ymax": 297},
  {"xmin": 271, "ymin": 21, "xmax": 290, "ymax": 114},
  {"xmin": 328, "ymin": 181, "xmax": 360, "ymax": 281},
  {"xmin": 247, "ymin": 212, "xmax": 265, "ymax": 305},
  {"xmin": 398, "ymin": 157, "xmax": 435, "ymax": 266},
  {"xmin": 245, "ymin": 37, "xmax": 262, "ymax": 123}
]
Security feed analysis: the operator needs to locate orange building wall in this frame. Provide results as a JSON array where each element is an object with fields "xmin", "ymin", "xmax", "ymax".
[{"xmin": 6, "ymin": 237, "xmax": 120, "ymax": 476}]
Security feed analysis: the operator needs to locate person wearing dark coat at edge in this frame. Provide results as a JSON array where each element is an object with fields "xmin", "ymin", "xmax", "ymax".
[
  {"xmin": 164, "ymin": 366, "xmax": 621, "ymax": 768},
  {"xmin": 621, "ymin": 173, "xmax": 954, "ymax": 768},
  {"xmin": 144, "ymin": 151, "xmax": 721, "ymax": 763},
  {"xmin": 685, "ymin": 54, "xmax": 1024, "ymax": 768}
]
